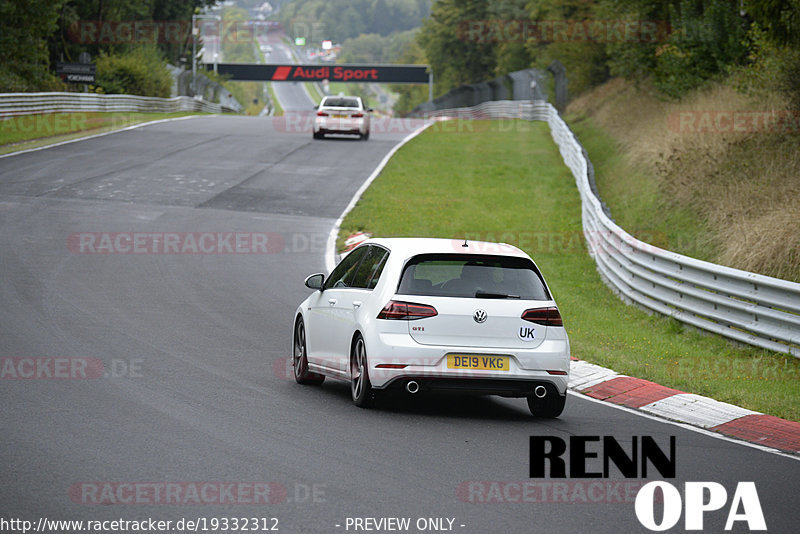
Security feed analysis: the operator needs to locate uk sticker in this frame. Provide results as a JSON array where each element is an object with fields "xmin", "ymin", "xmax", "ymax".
[{"xmin": 518, "ymin": 325, "xmax": 537, "ymax": 341}]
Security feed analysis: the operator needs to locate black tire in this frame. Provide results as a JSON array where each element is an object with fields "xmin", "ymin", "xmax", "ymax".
[
  {"xmin": 527, "ymin": 386, "xmax": 566, "ymax": 418},
  {"xmin": 293, "ymin": 318, "xmax": 324, "ymax": 385},
  {"xmin": 350, "ymin": 336, "xmax": 374, "ymax": 407},
  {"xmin": 313, "ymin": 131, "xmax": 323, "ymax": 140},
  {"xmin": 362, "ymin": 130, "xmax": 370, "ymax": 141}
]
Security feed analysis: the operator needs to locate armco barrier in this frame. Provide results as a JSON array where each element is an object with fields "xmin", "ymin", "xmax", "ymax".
[
  {"xmin": 410, "ymin": 68, "xmax": 547, "ymax": 115},
  {"xmin": 415, "ymin": 100, "xmax": 800, "ymax": 357},
  {"xmin": 0, "ymin": 92, "xmax": 236, "ymax": 117}
]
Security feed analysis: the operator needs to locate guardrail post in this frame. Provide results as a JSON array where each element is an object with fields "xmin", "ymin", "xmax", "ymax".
[{"xmin": 547, "ymin": 60, "xmax": 568, "ymax": 113}]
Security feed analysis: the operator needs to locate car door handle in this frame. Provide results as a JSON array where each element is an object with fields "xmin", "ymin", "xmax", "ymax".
[
  {"xmin": 352, "ymin": 301, "xmax": 362, "ymax": 308},
  {"xmin": 328, "ymin": 298, "xmax": 337, "ymax": 305}
]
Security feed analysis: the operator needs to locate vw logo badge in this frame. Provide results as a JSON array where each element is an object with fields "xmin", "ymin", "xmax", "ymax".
[{"xmin": 473, "ymin": 309, "xmax": 488, "ymax": 323}]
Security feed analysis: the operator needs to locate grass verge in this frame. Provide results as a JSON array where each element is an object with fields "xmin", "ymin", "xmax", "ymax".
[
  {"xmin": 338, "ymin": 119, "xmax": 800, "ymax": 421},
  {"xmin": 0, "ymin": 111, "xmax": 205, "ymax": 155},
  {"xmin": 567, "ymin": 78, "xmax": 800, "ymax": 282},
  {"xmin": 267, "ymin": 83, "xmax": 283, "ymax": 116},
  {"xmin": 224, "ymin": 81, "xmax": 269, "ymax": 116},
  {"xmin": 305, "ymin": 82, "xmax": 324, "ymax": 105},
  {"xmin": 568, "ymin": 117, "xmax": 719, "ymax": 263}
]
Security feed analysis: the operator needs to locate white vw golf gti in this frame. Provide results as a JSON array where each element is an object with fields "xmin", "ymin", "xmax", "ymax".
[{"xmin": 291, "ymin": 238, "xmax": 570, "ymax": 417}]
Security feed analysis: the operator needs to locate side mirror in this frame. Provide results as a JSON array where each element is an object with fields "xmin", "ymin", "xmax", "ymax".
[
  {"xmin": 313, "ymin": 105, "xmax": 319, "ymax": 110},
  {"xmin": 304, "ymin": 273, "xmax": 324, "ymax": 290},
  {"xmin": 368, "ymin": 108, "xmax": 374, "ymax": 112}
]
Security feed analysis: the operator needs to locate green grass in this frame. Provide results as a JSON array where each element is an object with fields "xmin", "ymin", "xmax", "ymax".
[
  {"xmin": 0, "ymin": 111, "xmax": 204, "ymax": 155},
  {"xmin": 223, "ymin": 81, "xmax": 270, "ymax": 116},
  {"xmin": 266, "ymin": 83, "xmax": 283, "ymax": 116},
  {"xmin": 305, "ymin": 82, "xmax": 324, "ymax": 105},
  {"xmin": 339, "ymin": 119, "xmax": 800, "ymax": 421}
]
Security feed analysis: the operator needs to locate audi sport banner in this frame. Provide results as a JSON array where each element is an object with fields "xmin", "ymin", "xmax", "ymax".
[{"xmin": 206, "ymin": 63, "xmax": 429, "ymax": 84}]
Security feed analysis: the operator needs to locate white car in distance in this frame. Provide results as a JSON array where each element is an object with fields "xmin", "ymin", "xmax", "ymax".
[
  {"xmin": 312, "ymin": 95, "xmax": 372, "ymax": 140},
  {"xmin": 291, "ymin": 238, "xmax": 570, "ymax": 417}
]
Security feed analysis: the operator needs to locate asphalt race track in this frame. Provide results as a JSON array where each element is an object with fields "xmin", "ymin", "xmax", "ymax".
[{"xmin": 1, "ymin": 77, "xmax": 798, "ymax": 533}]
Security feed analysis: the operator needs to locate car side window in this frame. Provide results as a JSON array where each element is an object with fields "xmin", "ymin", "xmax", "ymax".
[
  {"xmin": 350, "ymin": 246, "xmax": 389, "ymax": 289},
  {"xmin": 366, "ymin": 249, "xmax": 389, "ymax": 289},
  {"xmin": 325, "ymin": 246, "xmax": 368, "ymax": 289}
]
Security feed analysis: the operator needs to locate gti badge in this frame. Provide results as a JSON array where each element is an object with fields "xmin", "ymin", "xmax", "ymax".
[{"xmin": 473, "ymin": 309, "xmax": 487, "ymax": 323}]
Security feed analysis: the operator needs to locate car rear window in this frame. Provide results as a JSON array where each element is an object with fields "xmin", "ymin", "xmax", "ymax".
[
  {"xmin": 396, "ymin": 254, "xmax": 550, "ymax": 300},
  {"xmin": 322, "ymin": 97, "xmax": 359, "ymax": 108}
]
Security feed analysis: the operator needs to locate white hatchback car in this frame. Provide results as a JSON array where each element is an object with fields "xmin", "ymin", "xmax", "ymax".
[
  {"xmin": 291, "ymin": 238, "xmax": 570, "ymax": 417},
  {"xmin": 312, "ymin": 95, "xmax": 371, "ymax": 140}
]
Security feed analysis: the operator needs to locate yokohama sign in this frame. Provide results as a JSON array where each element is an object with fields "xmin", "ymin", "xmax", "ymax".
[{"xmin": 207, "ymin": 63, "xmax": 429, "ymax": 83}]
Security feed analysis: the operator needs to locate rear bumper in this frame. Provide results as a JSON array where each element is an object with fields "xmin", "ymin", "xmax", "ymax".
[
  {"xmin": 316, "ymin": 127, "xmax": 364, "ymax": 135},
  {"xmin": 364, "ymin": 331, "xmax": 570, "ymax": 394},
  {"xmin": 313, "ymin": 118, "xmax": 368, "ymax": 135},
  {"xmin": 381, "ymin": 377, "xmax": 563, "ymax": 398}
]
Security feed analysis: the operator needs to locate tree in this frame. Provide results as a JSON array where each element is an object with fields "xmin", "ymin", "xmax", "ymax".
[
  {"xmin": 745, "ymin": 0, "xmax": 800, "ymax": 46},
  {"xmin": 50, "ymin": 0, "xmax": 215, "ymax": 66},
  {"xmin": 0, "ymin": 0, "xmax": 66, "ymax": 91},
  {"xmin": 522, "ymin": 0, "xmax": 609, "ymax": 96},
  {"xmin": 418, "ymin": 0, "xmax": 496, "ymax": 96},
  {"xmin": 279, "ymin": 0, "xmax": 430, "ymax": 43},
  {"xmin": 488, "ymin": 0, "xmax": 535, "ymax": 75}
]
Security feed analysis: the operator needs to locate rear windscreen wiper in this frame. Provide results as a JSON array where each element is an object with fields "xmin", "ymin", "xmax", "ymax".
[{"xmin": 475, "ymin": 290, "xmax": 520, "ymax": 299}]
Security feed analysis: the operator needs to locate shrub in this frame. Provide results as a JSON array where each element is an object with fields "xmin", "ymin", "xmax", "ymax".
[
  {"xmin": 95, "ymin": 47, "xmax": 171, "ymax": 97},
  {"xmin": 732, "ymin": 25, "xmax": 800, "ymax": 111}
]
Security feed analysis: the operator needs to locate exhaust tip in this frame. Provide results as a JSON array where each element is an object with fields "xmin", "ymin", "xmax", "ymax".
[
  {"xmin": 405, "ymin": 380, "xmax": 420, "ymax": 394},
  {"xmin": 534, "ymin": 385, "xmax": 547, "ymax": 398}
]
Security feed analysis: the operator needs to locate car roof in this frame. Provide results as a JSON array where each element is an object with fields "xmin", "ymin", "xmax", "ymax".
[{"xmin": 359, "ymin": 237, "xmax": 530, "ymax": 260}]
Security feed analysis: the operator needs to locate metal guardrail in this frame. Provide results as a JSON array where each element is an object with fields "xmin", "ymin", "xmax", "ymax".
[
  {"xmin": 0, "ymin": 92, "xmax": 237, "ymax": 117},
  {"xmin": 409, "ymin": 69, "xmax": 547, "ymax": 115},
  {"xmin": 416, "ymin": 100, "xmax": 800, "ymax": 357},
  {"xmin": 166, "ymin": 65, "xmax": 244, "ymax": 113}
]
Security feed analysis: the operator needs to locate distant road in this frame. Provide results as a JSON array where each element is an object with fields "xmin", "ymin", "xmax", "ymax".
[{"xmin": 263, "ymin": 31, "xmax": 316, "ymax": 111}]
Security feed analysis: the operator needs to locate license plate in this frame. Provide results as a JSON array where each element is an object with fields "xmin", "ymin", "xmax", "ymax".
[
  {"xmin": 447, "ymin": 354, "xmax": 509, "ymax": 371},
  {"xmin": 331, "ymin": 114, "xmax": 347, "ymax": 118}
]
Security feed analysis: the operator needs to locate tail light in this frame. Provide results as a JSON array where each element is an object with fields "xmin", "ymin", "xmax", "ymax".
[
  {"xmin": 316, "ymin": 111, "xmax": 328, "ymax": 117},
  {"xmin": 377, "ymin": 300, "xmax": 437, "ymax": 320},
  {"xmin": 522, "ymin": 307, "xmax": 563, "ymax": 326},
  {"xmin": 351, "ymin": 113, "xmax": 364, "ymax": 118}
]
